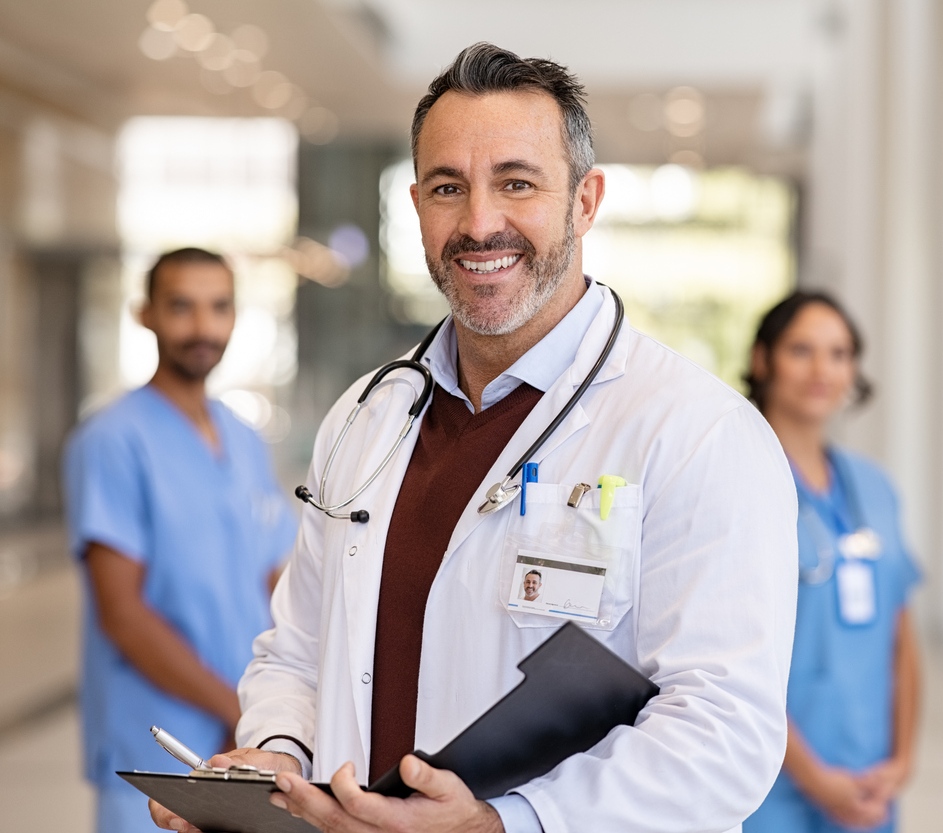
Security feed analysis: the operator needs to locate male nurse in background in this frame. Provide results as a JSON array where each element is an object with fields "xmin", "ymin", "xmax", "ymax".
[{"xmin": 63, "ymin": 247, "xmax": 297, "ymax": 832}]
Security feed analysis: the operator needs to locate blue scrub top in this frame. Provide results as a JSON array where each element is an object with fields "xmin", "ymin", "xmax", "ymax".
[
  {"xmin": 745, "ymin": 447, "xmax": 921, "ymax": 833},
  {"xmin": 63, "ymin": 385, "xmax": 298, "ymax": 788}
]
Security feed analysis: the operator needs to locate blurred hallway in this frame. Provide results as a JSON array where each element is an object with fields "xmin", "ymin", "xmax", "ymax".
[{"xmin": 0, "ymin": 524, "xmax": 940, "ymax": 831}]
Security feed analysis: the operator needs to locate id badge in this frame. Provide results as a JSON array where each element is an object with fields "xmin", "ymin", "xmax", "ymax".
[
  {"xmin": 507, "ymin": 549, "xmax": 607, "ymax": 623},
  {"xmin": 835, "ymin": 559, "xmax": 877, "ymax": 626}
]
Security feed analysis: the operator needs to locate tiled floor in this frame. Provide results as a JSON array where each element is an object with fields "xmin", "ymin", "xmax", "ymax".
[{"xmin": 1, "ymin": 527, "xmax": 940, "ymax": 832}]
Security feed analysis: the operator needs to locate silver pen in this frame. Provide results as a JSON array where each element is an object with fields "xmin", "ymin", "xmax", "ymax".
[{"xmin": 150, "ymin": 725, "xmax": 211, "ymax": 770}]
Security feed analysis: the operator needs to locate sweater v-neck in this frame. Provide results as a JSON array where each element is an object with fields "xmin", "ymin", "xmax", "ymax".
[{"xmin": 432, "ymin": 381, "xmax": 547, "ymax": 438}]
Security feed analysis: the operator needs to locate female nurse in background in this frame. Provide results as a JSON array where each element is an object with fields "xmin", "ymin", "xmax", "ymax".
[{"xmin": 742, "ymin": 290, "xmax": 921, "ymax": 833}]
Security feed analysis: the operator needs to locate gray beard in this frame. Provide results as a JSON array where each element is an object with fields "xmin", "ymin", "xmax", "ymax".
[{"xmin": 427, "ymin": 220, "xmax": 576, "ymax": 336}]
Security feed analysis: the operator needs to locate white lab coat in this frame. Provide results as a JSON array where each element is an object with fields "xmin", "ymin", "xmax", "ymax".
[{"xmin": 238, "ymin": 288, "xmax": 798, "ymax": 833}]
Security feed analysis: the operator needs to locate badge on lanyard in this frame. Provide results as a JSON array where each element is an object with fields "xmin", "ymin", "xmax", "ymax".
[{"xmin": 834, "ymin": 527, "xmax": 881, "ymax": 626}]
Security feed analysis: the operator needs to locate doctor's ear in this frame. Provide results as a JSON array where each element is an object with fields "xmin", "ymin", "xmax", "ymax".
[{"xmin": 573, "ymin": 168, "xmax": 605, "ymax": 238}]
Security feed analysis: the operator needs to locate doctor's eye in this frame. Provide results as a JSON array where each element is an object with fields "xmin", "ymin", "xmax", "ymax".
[{"xmin": 433, "ymin": 183, "xmax": 462, "ymax": 196}]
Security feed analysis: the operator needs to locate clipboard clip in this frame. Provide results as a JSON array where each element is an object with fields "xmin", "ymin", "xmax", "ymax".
[{"xmin": 189, "ymin": 764, "xmax": 279, "ymax": 782}]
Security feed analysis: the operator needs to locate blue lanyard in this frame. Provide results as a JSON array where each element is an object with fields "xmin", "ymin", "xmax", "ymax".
[{"xmin": 792, "ymin": 452, "xmax": 879, "ymax": 584}]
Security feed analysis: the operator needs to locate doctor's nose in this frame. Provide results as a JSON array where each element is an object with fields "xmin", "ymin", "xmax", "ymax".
[{"xmin": 457, "ymin": 190, "xmax": 507, "ymax": 242}]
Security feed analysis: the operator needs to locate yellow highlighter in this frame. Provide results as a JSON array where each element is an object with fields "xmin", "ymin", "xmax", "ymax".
[{"xmin": 597, "ymin": 475, "xmax": 627, "ymax": 520}]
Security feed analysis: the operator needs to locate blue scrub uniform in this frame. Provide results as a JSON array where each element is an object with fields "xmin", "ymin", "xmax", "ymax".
[
  {"xmin": 63, "ymin": 385, "xmax": 298, "ymax": 832},
  {"xmin": 744, "ymin": 447, "xmax": 920, "ymax": 833}
]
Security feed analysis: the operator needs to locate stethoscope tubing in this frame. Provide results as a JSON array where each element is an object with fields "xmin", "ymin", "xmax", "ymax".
[
  {"xmin": 497, "ymin": 288, "xmax": 624, "ymax": 485},
  {"xmin": 311, "ymin": 325, "xmax": 443, "ymax": 517},
  {"xmin": 303, "ymin": 285, "xmax": 624, "ymax": 521}
]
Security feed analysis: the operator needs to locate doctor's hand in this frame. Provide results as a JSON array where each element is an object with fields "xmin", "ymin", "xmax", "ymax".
[
  {"xmin": 270, "ymin": 754, "xmax": 504, "ymax": 833},
  {"xmin": 149, "ymin": 748, "xmax": 303, "ymax": 832}
]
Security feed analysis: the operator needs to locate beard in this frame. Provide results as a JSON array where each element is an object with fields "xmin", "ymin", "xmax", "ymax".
[
  {"xmin": 426, "ymin": 218, "xmax": 576, "ymax": 336},
  {"xmin": 165, "ymin": 339, "xmax": 227, "ymax": 381}
]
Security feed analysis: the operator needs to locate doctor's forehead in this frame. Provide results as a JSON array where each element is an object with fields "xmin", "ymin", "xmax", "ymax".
[{"xmin": 412, "ymin": 90, "xmax": 569, "ymax": 175}]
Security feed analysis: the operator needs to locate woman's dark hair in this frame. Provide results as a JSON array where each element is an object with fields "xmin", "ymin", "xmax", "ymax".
[{"xmin": 744, "ymin": 289, "xmax": 873, "ymax": 412}]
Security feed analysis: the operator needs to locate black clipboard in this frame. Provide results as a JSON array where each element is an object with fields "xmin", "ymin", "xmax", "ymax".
[
  {"xmin": 120, "ymin": 771, "xmax": 319, "ymax": 833},
  {"xmin": 121, "ymin": 622, "xmax": 657, "ymax": 832}
]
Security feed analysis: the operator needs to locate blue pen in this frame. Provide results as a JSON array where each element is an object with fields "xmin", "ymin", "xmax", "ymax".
[{"xmin": 520, "ymin": 462, "xmax": 539, "ymax": 515}]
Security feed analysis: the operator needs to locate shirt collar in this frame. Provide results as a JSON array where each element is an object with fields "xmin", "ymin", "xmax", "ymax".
[{"xmin": 422, "ymin": 277, "xmax": 604, "ymax": 411}]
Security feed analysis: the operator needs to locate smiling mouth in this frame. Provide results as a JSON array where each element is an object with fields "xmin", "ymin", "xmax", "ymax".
[{"xmin": 458, "ymin": 254, "xmax": 522, "ymax": 274}]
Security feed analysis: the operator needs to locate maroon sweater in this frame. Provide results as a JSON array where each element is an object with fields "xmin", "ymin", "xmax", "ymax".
[{"xmin": 368, "ymin": 382, "xmax": 544, "ymax": 782}]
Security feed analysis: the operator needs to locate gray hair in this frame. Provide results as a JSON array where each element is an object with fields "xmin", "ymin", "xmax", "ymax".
[{"xmin": 411, "ymin": 42, "xmax": 595, "ymax": 194}]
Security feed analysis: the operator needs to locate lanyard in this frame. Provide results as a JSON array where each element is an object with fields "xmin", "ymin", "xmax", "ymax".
[{"xmin": 793, "ymin": 452, "xmax": 881, "ymax": 585}]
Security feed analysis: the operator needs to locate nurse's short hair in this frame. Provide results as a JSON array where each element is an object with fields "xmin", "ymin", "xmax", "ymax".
[
  {"xmin": 525, "ymin": 570, "xmax": 542, "ymax": 581},
  {"xmin": 410, "ymin": 42, "xmax": 594, "ymax": 195},
  {"xmin": 745, "ymin": 289, "xmax": 873, "ymax": 412},
  {"xmin": 146, "ymin": 247, "xmax": 232, "ymax": 300}
]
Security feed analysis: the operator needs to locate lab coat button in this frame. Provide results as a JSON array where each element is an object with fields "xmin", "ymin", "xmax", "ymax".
[
  {"xmin": 361, "ymin": 672, "xmax": 371, "ymax": 684},
  {"xmin": 348, "ymin": 546, "xmax": 358, "ymax": 556}
]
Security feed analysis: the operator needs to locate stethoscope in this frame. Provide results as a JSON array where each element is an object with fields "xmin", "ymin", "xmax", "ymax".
[
  {"xmin": 296, "ymin": 286, "xmax": 625, "ymax": 523},
  {"xmin": 795, "ymin": 455, "xmax": 882, "ymax": 585}
]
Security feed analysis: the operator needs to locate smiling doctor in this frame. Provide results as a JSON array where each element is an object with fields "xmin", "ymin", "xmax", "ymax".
[{"xmin": 152, "ymin": 42, "xmax": 798, "ymax": 833}]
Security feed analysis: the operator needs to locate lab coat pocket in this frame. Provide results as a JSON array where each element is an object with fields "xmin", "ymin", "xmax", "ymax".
[{"xmin": 499, "ymin": 482, "xmax": 640, "ymax": 631}]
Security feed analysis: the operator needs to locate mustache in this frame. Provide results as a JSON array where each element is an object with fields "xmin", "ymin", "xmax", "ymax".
[
  {"xmin": 440, "ymin": 232, "xmax": 536, "ymax": 261},
  {"xmin": 180, "ymin": 340, "xmax": 226, "ymax": 352}
]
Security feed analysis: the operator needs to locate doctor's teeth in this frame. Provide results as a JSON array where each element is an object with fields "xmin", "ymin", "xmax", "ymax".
[{"xmin": 460, "ymin": 255, "xmax": 520, "ymax": 273}]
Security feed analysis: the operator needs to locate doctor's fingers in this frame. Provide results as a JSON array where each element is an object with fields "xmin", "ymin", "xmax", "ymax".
[
  {"xmin": 208, "ymin": 747, "xmax": 303, "ymax": 774},
  {"xmin": 272, "ymin": 770, "xmax": 379, "ymax": 833},
  {"xmin": 397, "ymin": 754, "xmax": 472, "ymax": 801},
  {"xmin": 149, "ymin": 798, "xmax": 202, "ymax": 833},
  {"xmin": 364, "ymin": 756, "xmax": 501, "ymax": 833}
]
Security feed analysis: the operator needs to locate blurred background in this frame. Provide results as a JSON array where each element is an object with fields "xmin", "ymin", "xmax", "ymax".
[{"xmin": 0, "ymin": 0, "xmax": 940, "ymax": 829}]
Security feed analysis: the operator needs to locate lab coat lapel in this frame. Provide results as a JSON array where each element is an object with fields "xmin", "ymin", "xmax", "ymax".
[{"xmin": 335, "ymin": 372, "xmax": 429, "ymax": 760}]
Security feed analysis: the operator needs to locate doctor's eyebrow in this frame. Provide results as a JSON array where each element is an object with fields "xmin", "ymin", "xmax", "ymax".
[
  {"xmin": 421, "ymin": 166, "xmax": 466, "ymax": 186},
  {"xmin": 492, "ymin": 159, "xmax": 545, "ymax": 179},
  {"xmin": 420, "ymin": 160, "xmax": 547, "ymax": 187}
]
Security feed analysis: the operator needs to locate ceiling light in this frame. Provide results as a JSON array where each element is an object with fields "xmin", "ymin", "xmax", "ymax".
[
  {"xmin": 253, "ymin": 71, "xmax": 292, "ymax": 108},
  {"xmin": 279, "ymin": 87, "xmax": 308, "ymax": 122},
  {"xmin": 174, "ymin": 13, "xmax": 215, "ymax": 52},
  {"xmin": 146, "ymin": 0, "xmax": 189, "ymax": 31},
  {"xmin": 197, "ymin": 33, "xmax": 235, "ymax": 71},
  {"xmin": 139, "ymin": 26, "xmax": 177, "ymax": 61},
  {"xmin": 300, "ymin": 107, "xmax": 340, "ymax": 145},
  {"xmin": 224, "ymin": 50, "xmax": 262, "ymax": 87},
  {"xmin": 664, "ymin": 87, "xmax": 706, "ymax": 138},
  {"xmin": 669, "ymin": 150, "xmax": 705, "ymax": 169},
  {"xmin": 230, "ymin": 24, "xmax": 269, "ymax": 61}
]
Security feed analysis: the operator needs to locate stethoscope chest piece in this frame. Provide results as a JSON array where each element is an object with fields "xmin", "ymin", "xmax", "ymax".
[{"xmin": 477, "ymin": 479, "xmax": 522, "ymax": 516}]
